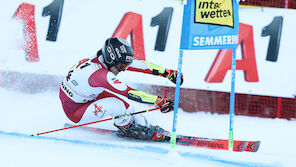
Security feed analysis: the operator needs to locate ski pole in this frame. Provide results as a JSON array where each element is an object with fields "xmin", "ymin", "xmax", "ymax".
[{"xmin": 32, "ymin": 107, "xmax": 159, "ymax": 136}]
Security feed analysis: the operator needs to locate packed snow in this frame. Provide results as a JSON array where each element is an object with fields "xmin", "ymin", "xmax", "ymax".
[{"xmin": 0, "ymin": 88, "xmax": 295, "ymax": 167}]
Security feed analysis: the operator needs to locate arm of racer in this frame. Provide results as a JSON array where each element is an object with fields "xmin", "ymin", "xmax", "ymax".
[
  {"xmin": 127, "ymin": 59, "xmax": 183, "ymax": 85},
  {"xmin": 89, "ymin": 69, "xmax": 134, "ymax": 97},
  {"xmin": 127, "ymin": 59, "xmax": 165, "ymax": 75},
  {"xmin": 127, "ymin": 90, "xmax": 174, "ymax": 113},
  {"xmin": 89, "ymin": 68, "xmax": 174, "ymax": 113}
]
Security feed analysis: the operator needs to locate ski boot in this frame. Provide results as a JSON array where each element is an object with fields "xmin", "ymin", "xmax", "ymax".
[{"xmin": 114, "ymin": 121, "xmax": 169, "ymax": 141}]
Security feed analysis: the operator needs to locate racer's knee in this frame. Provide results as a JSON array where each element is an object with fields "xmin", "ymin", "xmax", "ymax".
[{"xmin": 79, "ymin": 97, "xmax": 130, "ymax": 124}]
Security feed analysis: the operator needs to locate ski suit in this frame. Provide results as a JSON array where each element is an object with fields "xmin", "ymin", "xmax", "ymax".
[{"xmin": 59, "ymin": 53, "xmax": 169, "ymax": 127}]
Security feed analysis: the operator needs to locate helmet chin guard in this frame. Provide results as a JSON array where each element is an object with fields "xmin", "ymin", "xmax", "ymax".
[{"xmin": 102, "ymin": 37, "xmax": 134, "ymax": 69}]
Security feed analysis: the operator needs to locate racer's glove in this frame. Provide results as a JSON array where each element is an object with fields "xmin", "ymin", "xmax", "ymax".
[
  {"xmin": 143, "ymin": 61, "xmax": 183, "ymax": 85},
  {"xmin": 155, "ymin": 96, "xmax": 174, "ymax": 113},
  {"xmin": 162, "ymin": 69, "xmax": 183, "ymax": 85}
]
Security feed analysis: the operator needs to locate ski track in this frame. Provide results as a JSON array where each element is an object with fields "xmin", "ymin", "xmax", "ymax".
[
  {"xmin": 0, "ymin": 130, "xmax": 279, "ymax": 167},
  {"xmin": 0, "ymin": 89, "xmax": 295, "ymax": 167}
]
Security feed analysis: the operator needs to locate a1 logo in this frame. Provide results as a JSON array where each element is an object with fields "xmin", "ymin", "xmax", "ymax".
[{"xmin": 107, "ymin": 73, "xmax": 127, "ymax": 91}]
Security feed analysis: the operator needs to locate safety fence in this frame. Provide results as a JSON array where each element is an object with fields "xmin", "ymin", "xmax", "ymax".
[
  {"xmin": 1, "ymin": 70, "xmax": 295, "ymax": 119},
  {"xmin": 147, "ymin": 85, "xmax": 296, "ymax": 120}
]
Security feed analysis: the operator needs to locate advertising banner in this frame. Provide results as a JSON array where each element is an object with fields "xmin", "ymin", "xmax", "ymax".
[
  {"xmin": 180, "ymin": 0, "xmax": 239, "ymax": 49},
  {"xmin": 0, "ymin": 1, "xmax": 295, "ymax": 98}
]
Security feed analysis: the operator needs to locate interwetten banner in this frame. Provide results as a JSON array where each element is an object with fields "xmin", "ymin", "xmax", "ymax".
[{"xmin": 180, "ymin": 0, "xmax": 239, "ymax": 50}]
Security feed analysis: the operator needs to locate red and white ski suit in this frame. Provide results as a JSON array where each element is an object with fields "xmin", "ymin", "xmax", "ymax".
[{"xmin": 59, "ymin": 54, "xmax": 161, "ymax": 126}]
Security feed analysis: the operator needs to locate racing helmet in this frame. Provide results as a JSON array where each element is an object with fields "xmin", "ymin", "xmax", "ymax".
[{"xmin": 102, "ymin": 37, "xmax": 134, "ymax": 69}]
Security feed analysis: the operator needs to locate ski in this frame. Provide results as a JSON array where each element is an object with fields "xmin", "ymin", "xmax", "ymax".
[
  {"xmin": 64, "ymin": 123, "xmax": 260, "ymax": 152},
  {"xmin": 175, "ymin": 136, "xmax": 260, "ymax": 152}
]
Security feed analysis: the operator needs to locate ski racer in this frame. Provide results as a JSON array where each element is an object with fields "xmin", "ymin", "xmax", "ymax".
[{"xmin": 59, "ymin": 37, "xmax": 183, "ymax": 141}]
